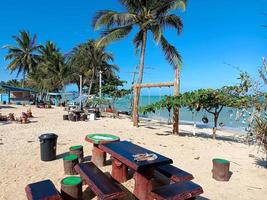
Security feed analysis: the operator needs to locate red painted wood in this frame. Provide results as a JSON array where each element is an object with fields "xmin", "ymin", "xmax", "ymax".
[
  {"xmin": 25, "ymin": 180, "xmax": 62, "ymax": 200},
  {"xmin": 151, "ymin": 181, "xmax": 203, "ymax": 200},
  {"xmin": 74, "ymin": 162, "xmax": 125, "ymax": 200},
  {"xmin": 99, "ymin": 141, "xmax": 173, "ymax": 172},
  {"xmin": 111, "ymin": 158, "xmax": 128, "ymax": 183},
  {"xmin": 156, "ymin": 165, "xmax": 194, "ymax": 183},
  {"xmin": 92, "ymin": 144, "xmax": 106, "ymax": 167},
  {"xmin": 133, "ymin": 169, "xmax": 155, "ymax": 200}
]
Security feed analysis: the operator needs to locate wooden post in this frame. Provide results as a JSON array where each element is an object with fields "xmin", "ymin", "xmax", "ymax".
[
  {"xmin": 173, "ymin": 68, "xmax": 180, "ymax": 135},
  {"xmin": 111, "ymin": 158, "xmax": 128, "ymax": 183},
  {"xmin": 133, "ymin": 86, "xmax": 139, "ymax": 127}
]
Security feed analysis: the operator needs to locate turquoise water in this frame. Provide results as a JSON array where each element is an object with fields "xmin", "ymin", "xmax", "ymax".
[{"xmin": 115, "ymin": 95, "xmax": 252, "ymax": 131}]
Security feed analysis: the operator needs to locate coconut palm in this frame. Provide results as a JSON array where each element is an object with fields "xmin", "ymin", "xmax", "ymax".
[
  {"xmin": 38, "ymin": 41, "xmax": 70, "ymax": 92},
  {"xmin": 68, "ymin": 40, "xmax": 118, "ymax": 95},
  {"xmin": 93, "ymin": 0, "xmax": 186, "ymax": 127},
  {"xmin": 3, "ymin": 31, "xmax": 41, "ymax": 84}
]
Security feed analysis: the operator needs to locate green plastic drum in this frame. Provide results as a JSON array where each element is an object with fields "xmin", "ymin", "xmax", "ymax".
[
  {"xmin": 86, "ymin": 133, "xmax": 120, "ymax": 144},
  {"xmin": 61, "ymin": 176, "xmax": 82, "ymax": 186},
  {"xmin": 63, "ymin": 154, "xmax": 78, "ymax": 161},
  {"xmin": 70, "ymin": 145, "xmax": 83, "ymax": 151},
  {"xmin": 213, "ymin": 158, "xmax": 230, "ymax": 164}
]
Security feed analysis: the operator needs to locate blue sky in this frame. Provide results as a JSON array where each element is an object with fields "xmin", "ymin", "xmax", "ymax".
[{"xmin": 0, "ymin": 0, "xmax": 266, "ymax": 94}]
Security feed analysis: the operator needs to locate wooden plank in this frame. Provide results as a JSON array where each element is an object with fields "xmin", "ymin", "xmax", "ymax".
[
  {"xmin": 74, "ymin": 162, "xmax": 125, "ymax": 200},
  {"xmin": 99, "ymin": 141, "xmax": 173, "ymax": 172},
  {"xmin": 156, "ymin": 165, "xmax": 194, "ymax": 182},
  {"xmin": 151, "ymin": 181, "xmax": 203, "ymax": 200},
  {"xmin": 25, "ymin": 180, "xmax": 62, "ymax": 200}
]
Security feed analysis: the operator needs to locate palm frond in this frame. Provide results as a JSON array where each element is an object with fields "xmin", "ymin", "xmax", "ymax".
[
  {"xmin": 97, "ymin": 25, "xmax": 133, "ymax": 47},
  {"xmin": 93, "ymin": 10, "xmax": 136, "ymax": 30},
  {"xmin": 160, "ymin": 35, "xmax": 182, "ymax": 69},
  {"xmin": 160, "ymin": 14, "xmax": 183, "ymax": 34}
]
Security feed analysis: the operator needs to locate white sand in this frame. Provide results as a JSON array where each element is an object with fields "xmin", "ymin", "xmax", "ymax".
[{"xmin": 0, "ymin": 105, "xmax": 266, "ymax": 200}]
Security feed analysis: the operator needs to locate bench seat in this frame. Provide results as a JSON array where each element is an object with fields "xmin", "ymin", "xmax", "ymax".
[
  {"xmin": 151, "ymin": 181, "xmax": 203, "ymax": 200},
  {"xmin": 74, "ymin": 162, "xmax": 125, "ymax": 200},
  {"xmin": 156, "ymin": 165, "xmax": 194, "ymax": 182},
  {"xmin": 25, "ymin": 179, "xmax": 62, "ymax": 200}
]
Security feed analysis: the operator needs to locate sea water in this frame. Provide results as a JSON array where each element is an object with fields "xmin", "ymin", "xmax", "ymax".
[{"xmin": 115, "ymin": 95, "xmax": 252, "ymax": 132}]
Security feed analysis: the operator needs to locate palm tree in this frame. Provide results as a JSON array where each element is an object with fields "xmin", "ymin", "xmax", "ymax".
[
  {"xmin": 38, "ymin": 41, "xmax": 70, "ymax": 92},
  {"xmin": 68, "ymin": 40, "xmax": 118, "ymax": 95},
  {"xmin": 3, "ymin": 31, "xmax": 41, "ymax": 86},
  {"xmin": 93, "ymin": 0, "xmax": 186, "ymax": 131}
]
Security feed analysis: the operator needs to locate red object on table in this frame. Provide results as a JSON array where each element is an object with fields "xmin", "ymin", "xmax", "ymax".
[{"xmin": 99, "ymin": 141, "xmax": 173, "ymax": 200}]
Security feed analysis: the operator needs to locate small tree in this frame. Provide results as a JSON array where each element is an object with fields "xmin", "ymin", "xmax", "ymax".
[
  {"xmin": 141, "ymin": 86, "xmax": 251, "ymax": 139},
  {"xmin": 102, "ymin": 76, "xmax": 131, "ymax": 116},
  {"xmin": 253, "ymin": 114, "xmax": 267, "ymax": 168}
]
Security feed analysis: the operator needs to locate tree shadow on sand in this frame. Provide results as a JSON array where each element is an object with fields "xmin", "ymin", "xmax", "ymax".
[
  {"xmin": 254, "ymin": 157, "xmax": 267, "ymax": 168},
  {"xmin": 0, "ymin": 105, "xmax": 16, "ymax": 109},
  {"xmin": 161, "ymin": 129, "xmax": 244, "ymax": 144}
]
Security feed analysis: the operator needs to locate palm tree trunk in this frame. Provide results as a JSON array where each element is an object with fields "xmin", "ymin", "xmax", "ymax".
[
  {"xmin": 133, "ymin": 30, "xmax": 147, "ymax": 126},
  {"xmin": 88, "ymin": 67, "xmax": 95, "ymax": 95},
  {"xmin": 173, "ymin": 68, "xmax": 180, "ymax": 134}
]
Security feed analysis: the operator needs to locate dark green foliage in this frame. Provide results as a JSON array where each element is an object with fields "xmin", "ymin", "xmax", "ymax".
[{"xmin": 3, "ymin": 30, "xmax": 41, "ymax": 80}]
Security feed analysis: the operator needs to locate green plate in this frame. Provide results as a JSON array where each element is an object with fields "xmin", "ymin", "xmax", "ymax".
[{"xmin": 86, "ymin": 133, "xmax": 120, "ymax": 144}]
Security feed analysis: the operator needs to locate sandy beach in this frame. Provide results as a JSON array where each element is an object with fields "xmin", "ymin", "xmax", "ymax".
[{"xmin": 0, "ymin": 105, "xmax": 266, "ymax": 200}]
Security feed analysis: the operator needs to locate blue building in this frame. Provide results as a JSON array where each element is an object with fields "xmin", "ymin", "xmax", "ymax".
[{"xmin": 0, "ymin": 85, "xmax": 37, "ymax": 104}]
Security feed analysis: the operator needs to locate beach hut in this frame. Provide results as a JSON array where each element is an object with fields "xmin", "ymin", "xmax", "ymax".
[{"xmin": 0, "ymin": 85, "xmax": 37, "ymax": 104}]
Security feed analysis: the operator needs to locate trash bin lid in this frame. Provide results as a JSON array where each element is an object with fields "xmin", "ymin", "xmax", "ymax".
[
  {"xmin": 39, "ymin": 133, "xmax": 58, "ymax": 140},
  {"xmin": 61, "ymin": 176, "xmax": 82, "ymax": 186}
]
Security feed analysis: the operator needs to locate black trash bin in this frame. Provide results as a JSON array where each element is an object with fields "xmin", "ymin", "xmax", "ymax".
[{"xmin": 39, "ymin": 133, "xmax": 58, "ymax": 161}]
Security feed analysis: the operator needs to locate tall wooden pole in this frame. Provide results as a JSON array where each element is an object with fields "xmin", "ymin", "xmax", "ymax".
[
  {"xmin": 133, "ymin": 86, "xmax": 139, "ymax": 127},
  {"xmin": 173, "ymin": 68, "xmax": 180, "ymax": 134}
]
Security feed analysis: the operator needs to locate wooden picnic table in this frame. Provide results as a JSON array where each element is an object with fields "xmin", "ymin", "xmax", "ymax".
[
  {"xmin": 99, "ymin": 141, "xmax": 173, "ymax": 200},
  {"xmin": 85, "ymin": 134, "xmax": 120, "ymax": 167}
]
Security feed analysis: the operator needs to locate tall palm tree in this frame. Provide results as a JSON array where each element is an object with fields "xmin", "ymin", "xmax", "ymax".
[
  {"xmin": 38, "ymin": 41, "xmax": 70, "ymax": 92},
  {"xmin": 68, "ymin": 40, "xmax": 118, "ymax": 95},
  {"xmin": 3, "ymin": 31, "xmax": 41, "ymax": 85},
  {"xmin": 93, "ymin": 0, "xmax": 186, "ymax": 130}
]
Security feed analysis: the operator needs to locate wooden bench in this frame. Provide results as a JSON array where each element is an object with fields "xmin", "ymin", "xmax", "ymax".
[
  {"xmin": 74, "ymin": 162, "xmax": 125, "ymax": 200},
  {"xmin": 156, "ymin": 165, "xmax": 194, "ymax": 182},
  {"xmin": 151, "ymin": 181, "xmax": 203, "ymax": 200},
  {"xmin": 25, "ymin": 179, "xmax": 62, "ymax": 200}
]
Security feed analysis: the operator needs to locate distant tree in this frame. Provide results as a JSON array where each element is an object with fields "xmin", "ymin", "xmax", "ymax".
[
  {"xmin": 68, "ymin": 40, "xmax": 118, "ymax": 95},
  {"xmin": 3, "ymin": 31, "xmax": 41, "ymax": 85},
  {"xmin": 93, "ymin": 0, "xmax": 186, "ymax": 122}
]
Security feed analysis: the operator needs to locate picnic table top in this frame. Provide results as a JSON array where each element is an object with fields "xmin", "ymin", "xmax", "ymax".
[
  {"xmin": 99, "ymin": 141, "xmax": 173, "ymax": 172},
  {"xmin": 85, "ymin": 134, "xmax": 120, "ymax": 144}
]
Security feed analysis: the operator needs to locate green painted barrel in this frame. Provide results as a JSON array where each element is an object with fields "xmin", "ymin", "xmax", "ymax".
[
  {"xmin": 69, "ymin": 145, "xmax": 84, "ymax": 163},
  {"xmin": 70, "ymin": 145, "xmax": 83, "ymax": 151},
  {"xmin": 63, "ymin": 154, "xmax": 78, "ymax": 161},
  {"xmin": 213, "ymin": 158, "xmax": 229, "ymax": 164},
  {"xmin": 61, "ymin": 176, "xmax": 82, "ymax": 186},
  {"xmin": 61, "ymin": 176, "xmax": 82, "ymax": 200}
]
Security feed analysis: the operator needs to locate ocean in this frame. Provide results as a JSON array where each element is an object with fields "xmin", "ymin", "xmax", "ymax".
[{"xmin": 115, "ymin": 95, "xmax": 252, "ymax": 132}]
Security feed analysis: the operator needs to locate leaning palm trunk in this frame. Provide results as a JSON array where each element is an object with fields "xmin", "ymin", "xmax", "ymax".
[
  {"xmin": 133, "ymin": 30, "xmax": 147, "ymax": 124},
  {"xmin": 88, "ymin": 68, "xmax": 95, "ymax": 95}
]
